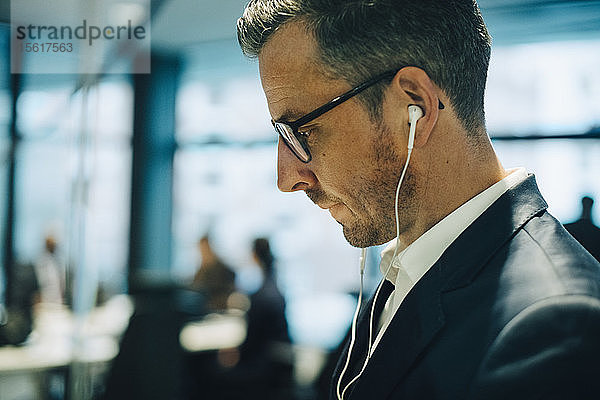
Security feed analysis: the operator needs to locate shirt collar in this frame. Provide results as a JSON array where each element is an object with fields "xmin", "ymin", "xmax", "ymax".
[{"xmin": 380, "ymin": 168, "xmax": 528, "ymax": 285}]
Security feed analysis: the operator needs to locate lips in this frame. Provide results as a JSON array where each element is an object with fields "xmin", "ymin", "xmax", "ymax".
[{"xmin": 317, "ymin": 202, "xmax": 337, "ymax": 210}]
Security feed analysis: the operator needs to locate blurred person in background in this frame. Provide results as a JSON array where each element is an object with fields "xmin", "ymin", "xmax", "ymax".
[
  {"xmin": 245, "ymin": 238, "xmax": 291, "ymax": 353},
  {"xmin": 241, "ymin": 238, "xmax": 292, "ymax": 391},
  {"xmin": 0, "ymin": 262, "xmax": 39, "ymax": 345},
  {"xmin": 34, "ymin": 234, "xmax": 65, "ymax": 305},
  {"xmin": 564, "ymin": 196, "xmax": 600, "ymax": 262},
  {"xmin": 237, "ymin": 0, "xmax": 600, "ymax": 398},
  {"xmin": 191, "ymin": 235, "xmax": 236, "ymax": 312},
  {"xmin": 213, "ymin": 237, "xmax": 293, "ymax": 400}
]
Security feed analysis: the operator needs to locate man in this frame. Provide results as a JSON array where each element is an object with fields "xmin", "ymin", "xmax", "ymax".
[
  {"xmin": 237, "ymin": 1, "xmax": 600, "ymax": 399},
  {"xmin": 564, "ymin": 196, "xmax": 600, "ymax": 262},
  {"xmin": 35, "ymin": 235, "xmax": 65, "ymax": 304},
  {"xmin": 191, "ymin": 235, "xmax": 236, "ymax": 311}
]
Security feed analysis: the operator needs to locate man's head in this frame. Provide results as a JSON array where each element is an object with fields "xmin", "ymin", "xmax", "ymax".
[
  {"xmin": 198, "ymin": 235, "xmax": 215, "ymax": 259},
  {"xmin": 45, "ymin": 235, "xmax": 57, "ymax": 254},
  {"xmin": 582, "ymin": 196, "xmax": 594, "ymax": 220},
  {"xmin": 237, "ymin": 0, "xmax": 495, "ymax": 248},
  {"xmin": 238, "ymin": 0, "xmax": 491, "ymax": 134}
]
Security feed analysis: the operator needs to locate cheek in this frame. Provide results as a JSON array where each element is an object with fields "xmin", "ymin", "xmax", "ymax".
[
  {"xmin": 322, "ymin": 157, "xmax": 380, "ymax": 206},
  {"xmin": 311, "ymin": 110, "xmax": 383, "ymax": 194},
  {"xmin": 316, "ymin": 134, "xmax": 373, "ymax": 174},
  {"xmin": 316, "ymin": 105, "xmax": 373, "ymax": 158},
  {"xmin": 319, "ymin": 137, "xmax": 379, "ymax": 187}
]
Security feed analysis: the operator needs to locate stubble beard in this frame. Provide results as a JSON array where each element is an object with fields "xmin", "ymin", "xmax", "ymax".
[
  {"xmin": 340, "ymin": 159, "xmax": 416, "ymax": 248},
  {"xmin": 307, "ymin": 124, "xmax": 417, "ymax": 248}
]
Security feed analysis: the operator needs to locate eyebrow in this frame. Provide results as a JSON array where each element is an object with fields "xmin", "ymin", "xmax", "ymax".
[{"xmin": 273, "ymin": 109, "xmax": 305, "ymax": 124}]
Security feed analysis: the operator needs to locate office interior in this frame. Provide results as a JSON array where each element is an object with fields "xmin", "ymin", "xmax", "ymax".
[{"xmin": 0, "ymin": 0, "xmax": 599, "ymax": 399}]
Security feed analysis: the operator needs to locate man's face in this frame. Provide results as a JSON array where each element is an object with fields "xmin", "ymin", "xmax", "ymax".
[{"xmin": 258, "ymin": 22, "xmax": 416, "ymax": 247}]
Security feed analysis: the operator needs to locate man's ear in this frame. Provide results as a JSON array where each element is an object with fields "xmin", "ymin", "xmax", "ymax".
[{"xmin": 390, "ymin": 66, "xmax": 442, "ymax": 148}]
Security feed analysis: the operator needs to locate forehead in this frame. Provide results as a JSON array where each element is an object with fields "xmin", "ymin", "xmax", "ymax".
[{"xmin": 258, "ymin": 21, "xmax": 342, "ymax": 121}]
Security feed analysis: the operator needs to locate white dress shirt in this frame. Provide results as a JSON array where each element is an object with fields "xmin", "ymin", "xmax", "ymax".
[{"xmin": 370, "ymin": 167, "xmax": 528, "ymax": 354}]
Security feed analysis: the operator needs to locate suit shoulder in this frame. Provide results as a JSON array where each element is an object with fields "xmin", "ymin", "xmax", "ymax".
[
  {"xmin": 503, "ymin": 211, "xmax": 600, "ymax": 297},
  {"xmin": 470, "ymin": 295, "xmax": 600, "ymax": 399},
  {"xmin": 474, "ymin": 211, "xmax": 600, "ymax": 332}
]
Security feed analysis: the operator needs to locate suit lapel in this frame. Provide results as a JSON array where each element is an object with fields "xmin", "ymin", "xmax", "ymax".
[{"xmin": 347, "ymin": 264, "xmax": 446, "ymax": 399}]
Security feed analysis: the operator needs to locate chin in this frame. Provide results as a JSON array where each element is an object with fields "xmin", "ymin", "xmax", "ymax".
[{"xmin": 341, "ymin": 222, "xmax": 392, "ymax": 248}]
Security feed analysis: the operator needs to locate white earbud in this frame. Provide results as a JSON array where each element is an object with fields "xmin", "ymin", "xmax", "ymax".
[
  {"xmin": 408, "ymin": 104, "xmax": 424, "ymax": 122},
  {"xmin": 407, "ymin": 105, "xmax": 423, "ymax": 150}
]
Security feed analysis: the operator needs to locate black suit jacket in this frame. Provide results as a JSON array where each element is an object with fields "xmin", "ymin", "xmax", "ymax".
[{"xmin": 332, "ymin": 175, "xmax": 600, "ymax": 399}]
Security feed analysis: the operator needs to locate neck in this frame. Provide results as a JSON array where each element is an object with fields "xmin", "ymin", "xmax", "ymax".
[{"xmin": 399, "ymin": 128, "xmax": 506, "ymax": 248}]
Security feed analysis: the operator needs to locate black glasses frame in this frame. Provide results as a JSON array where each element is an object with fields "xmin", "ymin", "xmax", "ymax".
[{"xmin": 271, "ymin": 68, "xmax": 445, "ymax": 163}]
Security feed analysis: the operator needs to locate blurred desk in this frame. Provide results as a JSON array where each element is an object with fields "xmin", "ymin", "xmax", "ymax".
[
  {"xmin": 0, "ymin": 296, "xmax": 133, "ymax": 400},
  {"xmin": 179, "ymin": 311, "xmax": 247, "ymax": 352}
]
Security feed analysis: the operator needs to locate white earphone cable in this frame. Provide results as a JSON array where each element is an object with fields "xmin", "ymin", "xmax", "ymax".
[{"xmin": 336, "ymin": 248, "xmax": 366, "ymax": 400}]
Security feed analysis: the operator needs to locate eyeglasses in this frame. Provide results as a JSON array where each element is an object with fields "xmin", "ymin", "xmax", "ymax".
[{"xmin": 271, "ymin": 68, "xmax": 445, "ymax": 163}]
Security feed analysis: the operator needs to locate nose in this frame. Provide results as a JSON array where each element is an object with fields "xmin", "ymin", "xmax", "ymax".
[{"xmin": 276, "ymin": 137, "xmax": 317, "ymax": 192}]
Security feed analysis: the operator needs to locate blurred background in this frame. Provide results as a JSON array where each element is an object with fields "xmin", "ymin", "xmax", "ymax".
[{"xmin": 0, "ymin": 0, "xmax": 599, "ymax": 399}]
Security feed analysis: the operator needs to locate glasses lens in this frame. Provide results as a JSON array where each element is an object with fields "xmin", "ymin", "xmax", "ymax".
[{"xmin": 273, "ymin": 123, "xmax": 310, "ymax": 162}]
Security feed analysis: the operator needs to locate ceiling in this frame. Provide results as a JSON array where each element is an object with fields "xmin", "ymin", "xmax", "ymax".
[
  {"xmin": 478, "ymin": 0, "xmax": 600, "ymax": 44},
  {"xmin": 148, "ymin": 0, "xmax": 600, "ymax": 50},
  {"xmin": 2, "ymin": 0, "xmax": 600, "ymax": 50}
]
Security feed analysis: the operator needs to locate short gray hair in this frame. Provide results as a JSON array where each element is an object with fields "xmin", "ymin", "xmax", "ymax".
[{"xmin": 237, "ymin": 0, "xmax": 491, "ymax": 134}]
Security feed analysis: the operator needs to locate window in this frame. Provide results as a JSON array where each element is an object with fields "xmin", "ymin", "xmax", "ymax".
[
  {"xmin": 486, "ymin": 39, "xmax": 600, "ymax": 136},
  {"xmin": 0, "ymin": 25, "xmax": 10, "ymax": 302},
  {"xmin": 14, "ymin": 77, "xmax": 132, "ymax": 298},
  {"xmin": 494, "ymin": 139, "xmax": 600, "ymax": 223}
]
